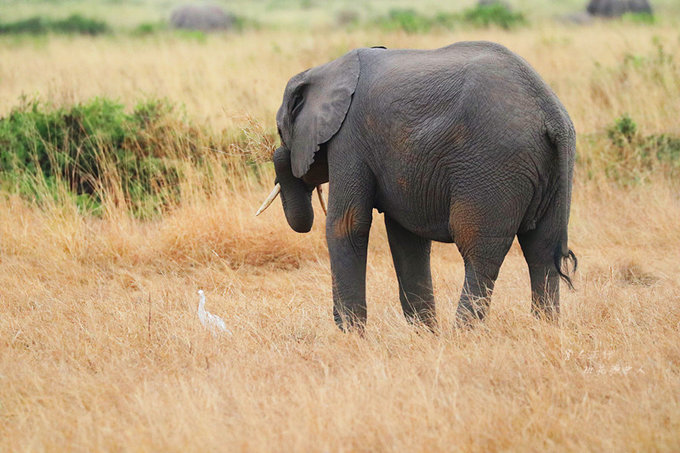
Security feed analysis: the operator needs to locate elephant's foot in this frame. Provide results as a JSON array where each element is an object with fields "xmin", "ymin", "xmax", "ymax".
[
  {"xmin": 455, "ymin": 294, "xmax": 491, "ymax": 328},
  {"xmin": 333, "ymin": 304, "xmax": 366, "ymax": 334}
]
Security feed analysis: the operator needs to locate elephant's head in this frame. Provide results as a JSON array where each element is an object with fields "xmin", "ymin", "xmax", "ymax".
[{"xmin": 255, "ymin": 50, "xmax": 360, "ymax": 232}]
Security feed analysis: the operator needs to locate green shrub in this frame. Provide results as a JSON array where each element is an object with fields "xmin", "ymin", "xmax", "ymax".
[
  {"xmin": 461, "ymin": 4, "xmax": 527, "ymax": 30},
  {"xmin": 0, "ymin": 98, "xmax": 218, "ymax": 217},
  {"xmin": 376, "ymin": 9, "xmax": 435, "ymax": 33},
  {"xmin": 373, "ymin": 5, "xmax": 526, "ymax": 34},
  {"xmin": 640, "ymin": 134, "xmax": 680, "ymax": 169},
  {"xmin": 622, "ymin": 12, "xmax": 656, "ymax": 24},
  {"xmin": 0, "ymin": 17, "xmax": 48, "ymax": 34},
  {"xmin": 173, "ymin": 29, "xmax": 207, "ymax": 43},
  {"xmin": 0, "ymin": 14, "xmax": 110, "ymax": 36},
  {"xmin": 230, "ymin": 15, "xmax": 260, "ymax": 32},
  {"xmin": 607, "ymin": 113, "xmax": 638, "ymax": 147},
  {"xmin": 132, "ymin": 22, "xmax": 167, "ymax": 36},
  {"xmin": 433, "ymin": 12, "xmax": 459, "ymax": 29},
  {"xmin": 604, "ymin": 113, "xmax": 680, "ymax": 182},
  {"xmin": 51, "ymin": 14, "xmax": 110, "ymax": 35}
]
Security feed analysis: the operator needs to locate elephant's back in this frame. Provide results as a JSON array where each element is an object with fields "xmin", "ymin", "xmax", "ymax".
[
  {"xmin": 360, "ymin": 41, "xmax": 560, "ymax": 119},
  {"xmin": 363, "ymin": 41, "xmax": 553, "ymax": 94}
]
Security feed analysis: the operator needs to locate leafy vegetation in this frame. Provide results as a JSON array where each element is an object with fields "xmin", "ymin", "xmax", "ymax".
[
  {"xmin": 605, "ymin": 113, "xmax": 680, "ymax": 182},
  {"xmin": 0, "ymin": 14, "xmax": 110, "ymax": 35},
  {"xmin": 0, "ymin": 98, "xmax": 266, "ymax": 217},
  {"xmin": 131, "ymin": 21, "xmax": 166, "ymax": 36},
  {"xmin": 374, "ymin": 4, "xmax": 526, "ymax": 34},
  {"xmin": 622, "ymin": 12, "xmax": 656, "ymax": 24},
  {"xmin": 374, "ymin": 9, "xmax": 453, "ymax": 33},
  {"xmin": 461, "ymin": 3, "xmax": 527, "ymax": 29}
]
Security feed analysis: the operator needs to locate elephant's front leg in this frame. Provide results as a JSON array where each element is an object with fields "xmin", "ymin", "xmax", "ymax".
[
  {"xmin": 385, "ymin": 216, "xmax": 436, "ymax": 330},
  {"xmin": 326, "ymin": 172, "xmax": 375, "ymax": 332}
]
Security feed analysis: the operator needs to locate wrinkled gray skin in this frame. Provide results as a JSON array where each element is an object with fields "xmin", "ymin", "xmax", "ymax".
[{"xmin": 271, "ymin": 42, "xmax": 576, "ymax": 332}]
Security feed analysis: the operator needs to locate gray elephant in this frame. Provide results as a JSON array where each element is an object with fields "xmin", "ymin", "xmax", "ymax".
[
  {"xmin": 257, "ymin": 42, "xmax": 577, "ymax": 331},
  {"xmin": 587, "ymin": 0, "xmax": 653, "ymax": 17},
  {"xmin": 170, "ymin": 4, "xmax": 235, "ymax": 31}
]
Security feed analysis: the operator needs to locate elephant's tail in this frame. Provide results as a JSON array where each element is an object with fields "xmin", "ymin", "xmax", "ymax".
[
  {"xmin": 549, "ymin": 120, "xmax": 577, "ymax": 290},
  {"xmin": 554, "ymin": 248, "xmax": 577, "ymax": 290}
]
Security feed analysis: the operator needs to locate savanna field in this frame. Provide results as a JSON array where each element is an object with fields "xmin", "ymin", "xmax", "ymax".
[{"xmin": 0, "ymin": 0, "xmax": 679, "ymax": 450}]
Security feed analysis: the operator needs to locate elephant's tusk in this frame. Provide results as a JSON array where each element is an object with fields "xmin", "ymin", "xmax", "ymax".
[
  {"xmin": 317, "ymin": 185, "xmax": 327, "ymax": 216},
  {"xmin": 255, "ymin": 183, "xmax": 281, "ymax": 216}
]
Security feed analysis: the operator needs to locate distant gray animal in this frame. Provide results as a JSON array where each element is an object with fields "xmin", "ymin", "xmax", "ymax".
[
  {"xmin": 587, "ymin": 0, "xmax": 653, "ymax": 17},
  {"xmin": 478, "ymin": 0, "xmax": 512, "ymax": 9},
  {"xmin": 257, "ymin": 42, "xmax": 577, "ymax": 332},
  {"xmin": 170, "ymin": 4, "xmax": 235, "ymax": 31}
]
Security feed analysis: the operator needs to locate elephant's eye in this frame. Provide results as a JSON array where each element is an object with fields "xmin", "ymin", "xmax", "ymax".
[
  {"xmin": 290, "ymin": 94, "xmax": 305, "ymax": 118},
  {"xmin": 277, "ymin": 126, "xmax": 285, "ymax": 147}
]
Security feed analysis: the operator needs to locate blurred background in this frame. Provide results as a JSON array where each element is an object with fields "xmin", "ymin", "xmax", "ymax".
[
  {"xmin": 1, "ymin": 0, "xmax": 679, "ymax": 31},
  {"xmin": 2, "ymin": 2, "xmax": 680, "ymax": 451}
]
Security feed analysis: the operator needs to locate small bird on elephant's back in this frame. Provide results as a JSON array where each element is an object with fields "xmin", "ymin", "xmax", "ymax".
[{"xmin": 257, "ymin": 41, "xmax": 577, "ymax": 332}]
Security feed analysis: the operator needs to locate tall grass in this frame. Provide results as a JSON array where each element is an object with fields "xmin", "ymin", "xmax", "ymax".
[{"xmin": 0, "ymin": 24, "xmax": 679, "ymax": 451}]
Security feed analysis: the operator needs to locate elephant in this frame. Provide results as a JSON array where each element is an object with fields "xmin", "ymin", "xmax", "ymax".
[
  {"xmin": 586, "ymin": 0, "xmax": 653, "ymax": 17},
  {"xmin": 170, "ymin": 4, "xmax": 235, "ymax": 31},
  {"xmin": 257, "ymin": 41, "xmax": 577, "ymax": 332}
]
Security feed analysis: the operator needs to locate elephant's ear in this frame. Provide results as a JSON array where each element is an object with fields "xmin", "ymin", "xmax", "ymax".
[{"xmin": 277, "ymin": 50, "xmax": 360, "ymax": 178}]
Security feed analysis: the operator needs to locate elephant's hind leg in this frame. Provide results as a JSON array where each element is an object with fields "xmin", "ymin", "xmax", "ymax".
[
  {"xmin": 454, "ymin": 234, "xmax": 514, "ymax": 325},
  {"xmin": 517, "ymin": 215, "xmax": 563, "ymax": 322},
  {"xmin": 385, "ymin": 216, "xmax": 436, "ymax": 330}
]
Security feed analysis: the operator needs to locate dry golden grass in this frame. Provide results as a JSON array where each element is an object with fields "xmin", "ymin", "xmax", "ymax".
[
  {"xmin": 1, "ymin": 25, "xmax": 680, "ymax": 451},
  {"xmin": 1, "ymin": 25, "xmax": 679, "ymax": 135}
]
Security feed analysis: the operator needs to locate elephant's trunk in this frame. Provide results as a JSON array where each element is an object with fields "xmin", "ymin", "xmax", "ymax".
[{"xmin": 271, "ymin": 147, "xmax": 314, "ymax": 233}]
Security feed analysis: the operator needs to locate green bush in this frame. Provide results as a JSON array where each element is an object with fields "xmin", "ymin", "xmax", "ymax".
[
  {"xmin": 605, "ymin": 113, "xmax": 680, "ymax": 182},
  {"xmin": 433, "ymin": 13, "xmax": 459, "ymax": 29},
  {"xmin": 51, "ymin": 14, "xmax": 110, "ymax": 35},
  {"xmin": 373, "ymin": 5, "xmax": 526, "ymax": 34},
  {"xmin": 0, "ymin": 98, "xmax": 211, "ymax": 217},
  {"xmin": 231, "ymin": 15, "xmax": 260, "ymax": 32},
  {"xmin": 132, "ymin": 22, "xmax": 167, "ymax": 36},
  {"xmin": 461, "ymin": 4, "xmax": 527, "ymax": 30},
  {"xmin": 607, "ymin": 113, "xmax": 638, "ymax": 147},
  {"xmin": 0, "ymin": 14, "xmax": 110, "ymax": 36},
  {"xmin": 646, "ymin": 134, "xmax": 680, "ymax": 166},
  {"xmin": 0, "ymin": 17, "xmax": 48, "ymax": 34},
  {"xmin": 173, "ymin": 29, "xmax": 207, "ymax": 42},
  {"xmin": 622, "ymin": 12, "xmax": 656, "ymax": 24},
  {"xmin": 376, "ymin": 9, "xmax": 436, "ymax": 33}
]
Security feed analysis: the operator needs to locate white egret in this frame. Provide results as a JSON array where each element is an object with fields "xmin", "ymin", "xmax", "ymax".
[{"xmin": 197, "ymin": 290, "xmax": 230, "ymax": 335}]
